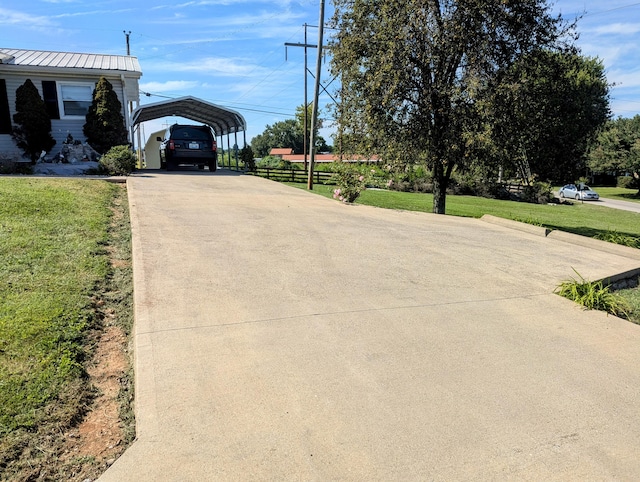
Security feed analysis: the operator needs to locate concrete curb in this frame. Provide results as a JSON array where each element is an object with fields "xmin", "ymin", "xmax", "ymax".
[
  {"xmin": 481, "ymin": 214, "xmax": 640, "ymax": 261},
  {"xmin": 481, "ymin": 214, "xmax": 640, "ymax": 287},
  {"xmin": 546, "ymin": 229, "xmax": 640, "ymax": 261},
  {"xmin": 8, "ymin": 174, "xmax": 129, "ymax": 183},
  {"xmin": 481, "ymin": 214, "xmax": 550, "ymax": 237}
]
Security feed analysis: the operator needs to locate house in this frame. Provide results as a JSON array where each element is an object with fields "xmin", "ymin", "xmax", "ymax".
[
  {"xmin": 269, "ymin": 148, "xmax": 294, "ymax": 158},
  {"xmin": 268, "ymin": 147, "xmax": 378, "ymax": 163},
  {"xmin": 0, "ymin": 48, "xmax": 142, "ymax": 158}
]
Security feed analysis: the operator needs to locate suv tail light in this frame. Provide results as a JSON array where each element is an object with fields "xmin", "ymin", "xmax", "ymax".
[
  {"xmin": 168, "ymin": 140, "xmax": 175, "ymax": 150},
  {"xmin": 212, "ymin": 139, "xmax": 217, "ymax": 152}
]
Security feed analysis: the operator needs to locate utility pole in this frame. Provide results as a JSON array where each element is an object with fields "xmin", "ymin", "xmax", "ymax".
[
  {"xmin": 285, "ymin": 24, "xmax": 316, "ymax": 171},
  {"xmin": 303, "ymin": 24, "xmax": 308, "ymax": 171},
  {"xmin": 307, "ymin": 0, "xmax": 325, "ymax": 190},
  {"xmin": 124, "ymin": 31, "xmax": 131, "ymax": 56}
]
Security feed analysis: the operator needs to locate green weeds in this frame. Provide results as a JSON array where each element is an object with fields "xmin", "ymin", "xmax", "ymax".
[
  {"xmin": 555, "ymin": 269, "xmax": 630, "ymax": 319},
  {"xmin": 593, "ymin": 230, "xmax": 640, "ymax": 249}
]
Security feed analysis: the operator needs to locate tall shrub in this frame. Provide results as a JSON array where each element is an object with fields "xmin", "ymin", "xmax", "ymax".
[
  {"xmin": 332, "ymin": 163, "xmax": 367, "ymax": 203},
  {"xmin": 240, "ymin": 145, "xmax": 256, "ymax": 171},
  {"xmin": 12, "ymin": 79, "xmax": 56, "ymax": 161},
  {"xmin": 83, "ymin": 77, "xmax": 128, "ymax": 154}
]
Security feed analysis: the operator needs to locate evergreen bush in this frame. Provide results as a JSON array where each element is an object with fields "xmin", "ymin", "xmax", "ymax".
[
  {"xmin": 83, "ymin": 77, "xmax": 128, "ymax": 154},
  {"xmin": 99, "ymin": 145, "xmax": 136, "ymax": 176},
  {"xmin": 11, "ymin": 79, "xmax": 56, "ymax": 161}
]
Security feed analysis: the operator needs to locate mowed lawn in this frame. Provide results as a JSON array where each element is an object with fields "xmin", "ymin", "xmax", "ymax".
[
  {"xmin": 0, "ymin": 178, "xmax": 126, "ymax": 477},
  {"xmin": 596, "ymin": 186, "xmax": 640, "ymax": 203}
]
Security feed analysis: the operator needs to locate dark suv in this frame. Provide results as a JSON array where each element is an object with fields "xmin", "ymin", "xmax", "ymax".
[{"xmin": 158, "ymin": 124, "xmax": 218, "ymax": 171}]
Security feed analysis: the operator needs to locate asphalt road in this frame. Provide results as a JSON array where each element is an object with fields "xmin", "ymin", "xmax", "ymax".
[
  {"xmin": 598, "ymin": 197, "xmax": 640, "ymax": 213},
  {"xmin": 101, "ymin": 171, "xmax": 640, "ymax": 481}
]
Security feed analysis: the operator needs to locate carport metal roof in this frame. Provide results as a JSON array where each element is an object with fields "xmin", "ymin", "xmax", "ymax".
[{"xmin": 131, "ymin": 96, "xmax": 246, "ymax": 137}]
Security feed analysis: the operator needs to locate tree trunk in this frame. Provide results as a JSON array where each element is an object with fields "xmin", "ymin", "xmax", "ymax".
[{"xmin": 432, "ymin": 161, "xmax": 447, "ymax": 214}]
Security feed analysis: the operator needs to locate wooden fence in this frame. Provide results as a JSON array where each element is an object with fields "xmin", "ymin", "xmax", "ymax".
[{"xmin": 246, "ymin": 167, "xmax": 334, "ymax": 184}]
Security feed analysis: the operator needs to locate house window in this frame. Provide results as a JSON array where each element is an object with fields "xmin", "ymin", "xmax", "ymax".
[
  {"xmin": 58, "ymin": 82, "xmax": 94, "ymax": 118},
  {"xmin": 0, "ymin": 79, "xmax": 11, "ymax": 134}
]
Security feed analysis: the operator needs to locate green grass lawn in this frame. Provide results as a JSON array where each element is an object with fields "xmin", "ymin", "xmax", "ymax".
[
  {"xmin": 0, "ymin": 178, "xmax": 133, "ymax": 478},
  {"xmin": 592, "ymin": 186, "xmax": 640, "ymax": 203}
]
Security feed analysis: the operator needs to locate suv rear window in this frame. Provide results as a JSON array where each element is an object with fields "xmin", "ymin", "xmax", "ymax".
[{"xmin": 171, "ymin": 126, "xmax": 211, "ymax": 141}]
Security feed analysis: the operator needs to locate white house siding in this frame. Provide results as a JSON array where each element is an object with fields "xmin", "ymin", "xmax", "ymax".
[
  {"xmin": 0, "ymin": 72, "xmax": 130, "ymax": 157},
  {"xmin": 0, "ymin": 49, "xmax": 141, "ymax": 159}
]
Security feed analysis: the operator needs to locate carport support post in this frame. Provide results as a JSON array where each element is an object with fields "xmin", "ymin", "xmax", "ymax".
[
  {"xmin": 219, "ymin": 135, "xmax": 224, "ymax": 168},
  {"xmin": 307, "ymin": 0, "xmax": 325, "ymax": 190},
  {"xmin": 235, "ymin": 131, "xmax": 239, "ymax": 170}
]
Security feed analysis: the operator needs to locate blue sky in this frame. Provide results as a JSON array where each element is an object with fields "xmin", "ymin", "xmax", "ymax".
[{"xmin": 1, "ymin": 0, "xmax": 639, "ymax": 147}]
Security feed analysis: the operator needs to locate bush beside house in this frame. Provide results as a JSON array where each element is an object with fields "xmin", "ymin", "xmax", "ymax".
[
  {"xmin": 11, "ymin": 79, "xmax": 55, "ymax": 162},
  {"xmin": 84, "ymin": 77, "xmax": 129, "ymax": 154},
  {"xmin": 99, "ymin": 145, "xmax": 136, "ymax": 176}
]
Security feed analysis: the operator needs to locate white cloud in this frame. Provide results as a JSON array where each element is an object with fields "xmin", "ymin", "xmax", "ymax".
[
  {"xmin": 591, "ymin": 23, "xmax": 640, "ymax": 36},
  {"xmin": 144, "ymin": 3, "xmax": 305, "ymax": 31},
  {"xmin": 51, "ymin": 8, "xmax": 134, "ymax": 19},
  {"xmin": 151, "ymin": 0, "xmax": 300, "ymax": 10},
  {"xmin": 144, "ymin": 56, "xmax": 270, "ymax": 77},
  {"xmin": 608, "ymin": 69, "xmax": 640, "ymax": 90},
  {"xmin": 577, "ymin": 40, "xmax": 636, "ymax": 65},
  {"xmin": 0, "ymin": 8, "xmax": 55, "ymax": 28},
  {"xmin": 609, "ymin": 94, "xmax": 640, "ymax": 118},
  {"xmin": 139, "ymin": 80, "xmax": 201, "ymax": 93}
]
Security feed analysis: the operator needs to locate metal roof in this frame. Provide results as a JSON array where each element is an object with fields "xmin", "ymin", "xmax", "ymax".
[
  {"xmin": 131, "ymin": 96, "xmax": 247, "ymax": 136},
  {"xmin": 0, "ymin": 48, "xmax": 141, "ymax": 74}
]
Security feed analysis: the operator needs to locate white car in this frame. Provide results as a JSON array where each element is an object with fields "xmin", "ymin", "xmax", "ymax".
[{"xmin": 559, "ymin": 184, "xmax": 600, "ymax": 200}]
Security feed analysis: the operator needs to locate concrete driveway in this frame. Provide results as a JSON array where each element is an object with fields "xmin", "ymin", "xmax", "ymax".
[{"xmin": 101, "ymin": 171, "xmax": 640, "ymax": 481}]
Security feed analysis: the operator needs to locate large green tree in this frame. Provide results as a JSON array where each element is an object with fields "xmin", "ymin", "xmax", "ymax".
[
  {"xmin": 330, "ymin": 0, "xmax": 575, "ymax": 213},
  {"xmin": 588, "ymin": 116, "xmax": 640, "ymax": 194},
  {"xmin": 251, "ymin": 104, "xmax": 329, "ymax": 157},
  {"xmin": 83, "ymin": 77, "xmax": 128, "ymax": 154},
  {"xmin": 12, "ymin": 79, "xmax": 56, "ymax": 161},
  {"xmin": 251, "ymin": 119, "xmax": 303, "ymax": 157},
  {"xmin": 488, "ymin": 50, "xmax": 610, "ymax": 183}
]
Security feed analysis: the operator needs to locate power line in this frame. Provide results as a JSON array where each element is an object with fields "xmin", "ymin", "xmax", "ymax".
[
  {"xmin": 139, "ymin": 91, "xmax": 295, "ymax": 118},
  {"xmin": 561, "ymin": 1, "xmax": 640, "ymax": 18},
  {"xmin": 584, "ymin": 2, "xmax": 640, "ymax": 17}
]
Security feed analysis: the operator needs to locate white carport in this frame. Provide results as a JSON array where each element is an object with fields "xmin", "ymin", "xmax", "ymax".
[{"xmin": 131, "ymin": 96, "xmax": 247, "ymax": 169}]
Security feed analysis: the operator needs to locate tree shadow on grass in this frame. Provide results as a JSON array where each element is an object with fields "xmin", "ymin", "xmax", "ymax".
[{"xmin": 615, "ymin": 192, "xmax": 640, "ymax": 201}]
